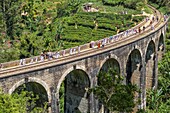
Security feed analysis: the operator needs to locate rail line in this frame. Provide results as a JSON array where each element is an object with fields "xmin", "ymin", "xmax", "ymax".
[{"xmin": 0, "ymin": 5, "xmax": 168, "ymax": 78}]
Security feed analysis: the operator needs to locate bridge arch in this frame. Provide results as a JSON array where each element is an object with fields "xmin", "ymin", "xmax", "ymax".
[
  {"xmin": 145, "ymin": 40, "xmax": 156, "ymax": 88},
  {"xmin": 126, "ymin": 45, "xmax": 143, "ymax": 62},
  {"xmin": 99, "ymin": 54, "xmax": 121, "ymax": 74},
  {"xmin": 126, "ymin": 48, "xmax": 143, "ymax": 86},
  {"xmin": 57, "ymin": 65, "xmax": 91, "ymax": 113},
  {"xmin": 57, "ymin": 65, "xmax": 91, "ymax": 94},
  {"xmin": 126, "ymin": 48, "xmax": 143, "ymax": 110},
  {"xmin": 97, "ymin": 54, "xmax": 121, "ymax": 112},
  {"xmin": 8, "ymin": 77, "xmax": 51, "ymax": 111},
  {"xmin": 9, "ymin": 77, "xmax": 51, "ymax": 103}
]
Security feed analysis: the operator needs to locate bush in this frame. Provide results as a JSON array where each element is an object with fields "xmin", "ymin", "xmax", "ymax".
[{"xmin": 132, "ymin": 16, "xmax": 145, "ymax": 23}]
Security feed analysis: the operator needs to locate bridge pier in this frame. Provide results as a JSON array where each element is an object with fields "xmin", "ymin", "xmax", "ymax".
[
  {"xmin": 89, "ymin": 70, "xmax": 99, "ymax": 113},
  {"xmin": 141, "ymin": 58, "xmax": 147, "ymax": 109},
  {"xmin": 51, "ymin": 87, "xmax": 59, "ymax": 113},
  {"xmin": 154, "ymin": 53, "xmax": 158, "ymax": 89}
]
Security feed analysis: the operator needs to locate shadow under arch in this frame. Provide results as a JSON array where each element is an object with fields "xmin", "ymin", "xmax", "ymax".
[
  {"xmin": 98, "ymin": 58, "xmax": 120, "ymax": 113},
  {"xmin": 58, "ymin": 66, "xmax": 90, "ymax": 113},
  {"xmin": 99, "ymin": 54, "xmax": 121, "ymax": 75},
  {"xmin": 9, "ymin": 77, "xmax": 51, "ymax": 102},
  {"xmin": 145, "ymin": 40, "xmax": 156, "ymax": 88},
  {"xmin": 57, "ymin": 65, "xmax": 91, "ymax": 95},
  {"xmin": 126, "ymin": 49, "xmax": 142, "ymax": 85},
  {"xmin": 126, "ymin": 49, "xmax": 143, "ymax": 111},
  {"xmin": 100, "ymin": 58, "xmax": 120, "ymax": 74},
  {"xmin": 157, "ymin": 33, "xmax": 165, "ymax": 61},
  {"xmin": 9, "ymin": 77, "xmax": 50, "ymax": 110}
]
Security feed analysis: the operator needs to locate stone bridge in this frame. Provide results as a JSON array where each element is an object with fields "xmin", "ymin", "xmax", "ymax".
[{"xmin": 0, "ymin": 7, "xmax": 169, "ymax": 113}]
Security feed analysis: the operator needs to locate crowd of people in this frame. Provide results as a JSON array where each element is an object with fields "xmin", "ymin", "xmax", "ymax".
[
  {"xmin": 17, "ymin": 46, "xmax": 81, "ymax": 66},
  {"xmin": 89, "ymin": 14, "xmax": 166, "ymax": 49},
  {"xmin": 0, "ymin": 13, "xmax": 169, "ymax": 70}
]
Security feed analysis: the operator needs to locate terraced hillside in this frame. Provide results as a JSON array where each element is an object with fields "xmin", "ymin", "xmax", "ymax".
[
  {"xmin": 0, "ymin": 0, "xmax": 149, "ymax": 62},
  {"xmin": 58, "ymin": 1, "xmax": 147, "ymax": 49}
]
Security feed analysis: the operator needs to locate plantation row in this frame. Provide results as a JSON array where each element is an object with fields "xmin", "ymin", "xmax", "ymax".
[{"xmin": 61, "ymin": 12, "xmax": 145, "ymax": 49}]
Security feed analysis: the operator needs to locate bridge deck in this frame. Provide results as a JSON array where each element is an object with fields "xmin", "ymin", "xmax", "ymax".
[{"xmin": 0, "ymin": 5, "xmax": 168, "ymax": 78}]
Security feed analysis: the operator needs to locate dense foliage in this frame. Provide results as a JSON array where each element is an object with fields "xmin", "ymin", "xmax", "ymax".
[
  {"xmin": 102, "ymin": 0, "xmax": 146, "ymax": 10},
  {"xmin": 0, "ymin": 0, "xmax": 169, "ymax": 112},
  {"xmin": 0, "ymin": 90, "xmax": 47, "ymax": 113},
  {"xmin": 61, "ymin": 12, "xmax": 140, "ymax": 48},
  {"xmin": 0, "ymin": 0, "xmax": 146, "ymax": 63},
  {"xmin": 0, "ymin": 0, "xmax": 59, "ymax": 61},
  {"xmin": 149, "ymin": 0, "xmax": 170, "ymax": 14},
  {"xmin": 90, "ymin": 69, "xmax": 138, "ymax": 112},
  {"xmin": 59, "ymin": 82, "xmax": 65, "ymax": 113}
]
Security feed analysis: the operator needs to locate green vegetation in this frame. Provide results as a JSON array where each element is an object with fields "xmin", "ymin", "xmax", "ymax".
[
  {"xmin": 90, "ymin": 69, "xmax": 138, "ymax": 112},
  {"xmin": 0, "ymin": 0, "xmax": 60, "ymax": 61},
  {"xmin": 0, "ymin": 89, "xmax": 47, "ymax": 113},
  {"xmin": 0, "ymin": 0, "xmax": 147, "ymax": 62},
  {"xmin": 1, "ymin": 0, "xmax": 170, "ymax": 112},
  {"xmin": 61, "ymin": 12, "xmax": 139, "ymax": 48},
  {"xmin": 102, "ymin": 0, "xmax": 146, "ymax": 10},
  {"xmin": 59, "ymin": 82, "xmax": 65, "ymax": 113},
  {"xmin": 149, "ymin": 0, "xmax": 170, "ymax": 14}
]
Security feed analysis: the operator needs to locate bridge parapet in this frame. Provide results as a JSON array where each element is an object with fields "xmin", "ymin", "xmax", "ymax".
[
  {"xmin": 0, "ymin": 6, "xmax": 169, "ymax": 113},
  {"xmin": 0, "ymin": 22, "xmax": 158, "ymax": 68},
  {"xmin": 0, "ymin": 9, "xmax": 169, "ymax": 76}
]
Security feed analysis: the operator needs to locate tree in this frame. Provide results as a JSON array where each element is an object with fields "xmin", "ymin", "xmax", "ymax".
[
  {"xmin": 0, "ymin": 89, "xmax": 41, "ymax": 113},
  {"xmin": 124, "ymin": 0, "xmax": 145, "ymax": 10},
  {"xmin": 0, "ymin": 43, "xmax": 20, "ymax": 63},
  {"xmin": 18, "ymin": 32, "xmax": 45, "ymax": 58},
  {"xmin": 90, "ymin": 68, "xmax": 138, "ymax": 112},
  {"xmin": 157, "ymin": 0, "xmax": 170, "ymax": 7},
  {"xmin": 59, "ymin": 82, "xmax": 65, "ymax": 113},
  {"xmin": 149, "ymin": 0, "xmax": 170, "ymax": 11},
  {"xmin": 0, "ymin": 0, "xmax": 22, "ymax": 40},
  {"xmin": 146, "ymin": 88, "xmax": 163, "ymax": 112},
  {"xmin": 56, "ymin": 0, "xmax": 81, "ymax": 18},
  {"xmin": 55, "ymin": 21, "xmax": 64, "ymax": 42},
  {"xmin": 102, "ymin": 0, "xmax": 145, "ymax": 10}
]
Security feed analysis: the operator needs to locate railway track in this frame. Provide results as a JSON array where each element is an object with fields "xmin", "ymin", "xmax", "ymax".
[{"xmin": 0, "ymin": 5, "xmax": 167, "ymax": 78}]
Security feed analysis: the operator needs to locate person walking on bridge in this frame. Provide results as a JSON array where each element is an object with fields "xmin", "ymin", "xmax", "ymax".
[
  {"xmin": 143, "ymin": 26, "xmax": 146, "ymax": 31},
  {"xmin": 97, "ymin": 41, "xmax": 101, "ymax": 48},
  {"xmin": 151, "ymin": 24, "xmax": 154, "ymax": 30},
  {"xmin": 78, "ymin": 46, "xmax": 80, "ymax": 53},
  {"xmin": 40, "ymin": 52, "xmax": 44, "ymax": 62},
  {"xmin": 70, "ymin": 48, "xmax": 73, "ymax": 55},
  {"xmin": 138, "ymin": 27, "xmax": 141, "ymax": 33},
  {"xmin": 150, "ymin": 21, "xmax": 152, "ymax": 25},
  {"xmin": 19, "ymin": 59, "xmax": 23, "ymax": 65},
  {"xmin": 73, "ymin": 48, "xmax": 76, "ymax": 54},
  {"xmin": 62, "ymin": 50, "xmax": 65, "ymax": 56},
  {"xmin": 152, "ymin": 16, "xmax": 155, "ymax": 21},
  {"xmin": 156, "ymin": 16, "xmax": 159, "ymax": 22},
  {"xmin": 55, "ymin": 52, "xmax": 60, "ymax": 58},
  {"xmin": 102, "ymin": 39, "xmax": 105, "ymax": 48}
]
